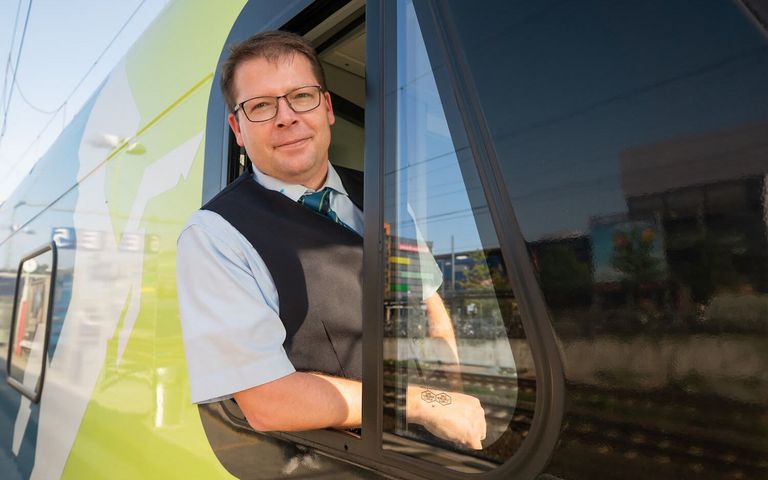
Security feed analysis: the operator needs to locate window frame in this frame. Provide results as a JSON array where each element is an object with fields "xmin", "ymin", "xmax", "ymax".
[
  {"xmin": 6, "ymin": 241, "xmax": 57, "ymax": 403},
  {"xmin": 370, "ymin": 1, "xmax": 566, "ymax": 478},
  {"xmin": 402, "ymin": 0, "xmax": 565, "ymax": 479}
]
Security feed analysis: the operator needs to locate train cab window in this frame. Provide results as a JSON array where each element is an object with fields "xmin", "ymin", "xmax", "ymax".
[
  {"xmin": 6, "ymin": 243, "xmax": 56, "ymax": 402},
  {"xmin": 381, "ymin": 0, "xmax": 535, "ymax": 470}
]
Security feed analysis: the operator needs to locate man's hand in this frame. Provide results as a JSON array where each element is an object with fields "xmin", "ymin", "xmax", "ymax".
[{"xmin": 406, "ymin": 385, "xmax": 487, "ymax": 449}]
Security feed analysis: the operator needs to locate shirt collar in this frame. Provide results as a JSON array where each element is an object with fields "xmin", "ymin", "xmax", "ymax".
[{"xmin": 252, "ymin": 162, "xmax": 349, "ymax": 202}]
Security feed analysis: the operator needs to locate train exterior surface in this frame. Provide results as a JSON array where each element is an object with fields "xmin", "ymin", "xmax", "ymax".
[{"xmin": 0, "ymin": 0, "xmax": 766, "ymax": 479}]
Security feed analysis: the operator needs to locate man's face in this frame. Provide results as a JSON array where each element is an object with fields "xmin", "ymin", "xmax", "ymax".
[{"xmin": 227, "ymin": 54, "xmax": 335, "ymax": 189}]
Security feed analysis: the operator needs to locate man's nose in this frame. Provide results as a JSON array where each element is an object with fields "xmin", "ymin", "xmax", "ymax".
[{"xmin": 274, "ymin": 96, "xmax": 298, "ymax": 127}]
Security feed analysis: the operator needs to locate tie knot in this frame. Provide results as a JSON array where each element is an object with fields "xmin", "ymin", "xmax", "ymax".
[
  {"xmin": 298, "ymin": 187, "xmax": 359, "ymax": 236},
  {"xmin": 299, "ymin": 187, "xmax": 333, "ymax": 215}
]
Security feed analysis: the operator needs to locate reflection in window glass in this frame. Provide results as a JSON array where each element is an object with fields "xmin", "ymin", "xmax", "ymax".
[
  {"xmin": 382, "ymin": 0, "xmax": 535, "ymax": 471},
  {"xmin": 442, "ymin": 0, "xmax": 768, "ymax": 477},
  {"xmin": 0, "ymin": 264, "xmax": 14, "ymax": 354},
  {"xmin": 8, "ymin": 247, "xmax": 54, "ymax": 400}
]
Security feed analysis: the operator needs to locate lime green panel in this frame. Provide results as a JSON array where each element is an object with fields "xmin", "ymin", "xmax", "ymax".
[
  {"xmin": 62, "ymin": 142, "xmax": 232, "ymax": 479},
  {"xmin": 106, "ymin": 75, "xmax": 212, "ymax": 243},
  {"xmin": 107, "ymin": 0, "xmax": 244, "ymax": 242},
  {"xmin": 125, "ymin": 0, "xmax": 245, "ymax": 128},
  {"xmin": 64, "ymin": 1, "xmax": 246, "ymax": 476}
]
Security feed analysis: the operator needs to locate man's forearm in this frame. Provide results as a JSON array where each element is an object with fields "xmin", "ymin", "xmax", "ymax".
[
  {"xmin": 234, "ymin": 372, "xmax": 361, "ymax": 432},
  {"xmin": 425, "ymin": 293, "xmax": 459, "ymax": 364},
  {"xmin": 235, "ymin": 371, "xmax": 486, "ymax": 449}
]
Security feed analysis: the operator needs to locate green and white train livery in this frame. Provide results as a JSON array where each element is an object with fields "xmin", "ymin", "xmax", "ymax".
[{"xmin": 2, "ymin": 1, "xmax": 768, "ymax": 479}]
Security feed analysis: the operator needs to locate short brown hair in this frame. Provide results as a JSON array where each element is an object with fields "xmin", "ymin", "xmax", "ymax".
[{"xmin": 220, "ymin": 31, "xmax": 327, "ymax": 112}]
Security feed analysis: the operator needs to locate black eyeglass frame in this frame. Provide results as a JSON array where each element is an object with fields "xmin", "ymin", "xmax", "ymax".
[{"xmin": 232, "ymin": 85, "xmax": 326, "ymax": 122}]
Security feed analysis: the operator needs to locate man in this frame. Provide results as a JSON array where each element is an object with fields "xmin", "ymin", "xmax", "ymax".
[{"xmin": 177, "ymin": 31, "xmax": 486, "ymax": 449}]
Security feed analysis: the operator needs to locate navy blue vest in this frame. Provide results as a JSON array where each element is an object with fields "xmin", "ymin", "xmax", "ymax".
[{"xmin": 202, "ymin": 167, "xmax": 363, "ymax": 379}]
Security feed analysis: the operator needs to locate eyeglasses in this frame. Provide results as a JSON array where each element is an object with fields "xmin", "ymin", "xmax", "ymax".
[{"xmin": 233, "ymin": 85, "xmax": 325, "ymax": 122}]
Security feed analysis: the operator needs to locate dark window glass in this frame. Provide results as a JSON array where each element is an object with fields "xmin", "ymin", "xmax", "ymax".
[{"xmin": 442, "ymin": 0, "xmax": 768, "ymax": 478}]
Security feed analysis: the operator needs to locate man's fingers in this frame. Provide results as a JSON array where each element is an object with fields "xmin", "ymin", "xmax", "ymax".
[
  {"xmin": 470, "ymin": 411, "xmax": 486, "ymax": 450},
  {"xmin": 470, "ymin": 436, "xmax": 483, "ymax": 450},
  {"xmin": 473, "ymin": 405, "xmax": 487, "ymax": 441}
]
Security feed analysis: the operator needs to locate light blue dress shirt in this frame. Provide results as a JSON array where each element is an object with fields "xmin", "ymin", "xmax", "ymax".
[{"xmin": 177, "ymin": 163, "xmax": 363, "ymax": 404}]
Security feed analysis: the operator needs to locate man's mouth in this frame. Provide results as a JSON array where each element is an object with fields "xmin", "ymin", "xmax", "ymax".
[{"xmin": 276, "ymin": 137, "xmax": 310, "ymax": 148}]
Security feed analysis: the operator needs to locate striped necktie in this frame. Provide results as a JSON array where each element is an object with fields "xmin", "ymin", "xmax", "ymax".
[{"xmin": 299, "ymin": 187, "xmax": 359, "ymax": 235}]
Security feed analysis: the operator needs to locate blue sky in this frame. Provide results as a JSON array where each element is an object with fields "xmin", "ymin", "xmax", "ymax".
[{"xmin": 0, "ymin": 0, "xmax": 169, "ymax": 203}]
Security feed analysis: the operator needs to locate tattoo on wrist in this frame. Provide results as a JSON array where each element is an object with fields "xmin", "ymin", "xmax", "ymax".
[{"xmin": 420, "ymin": 388, "xmax": 452, "ymax": 406}]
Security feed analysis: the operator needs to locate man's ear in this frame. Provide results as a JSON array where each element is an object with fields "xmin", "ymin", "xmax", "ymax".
[
  {"xmin": 227, "ymin": 112, "xmax": 245, "ymax": 147},
  {"xmin": 324, "ymin": 91, "xmax": 335, "ymax": 126}
]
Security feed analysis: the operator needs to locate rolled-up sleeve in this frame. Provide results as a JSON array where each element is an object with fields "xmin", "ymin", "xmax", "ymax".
[{"xmin": 176, "ymin": 211, "xmax": 295, "ymax": 404}]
